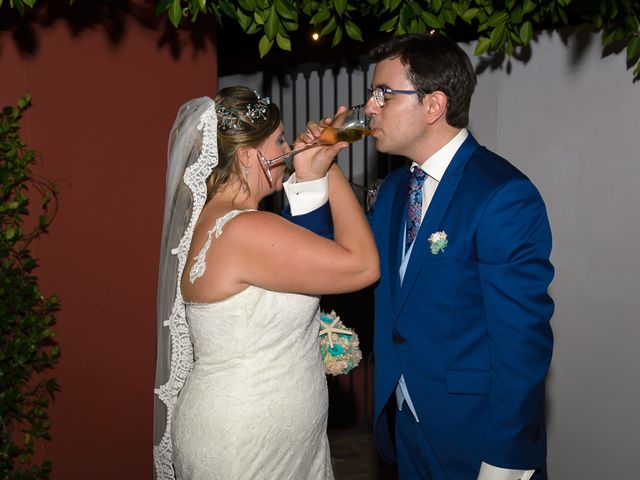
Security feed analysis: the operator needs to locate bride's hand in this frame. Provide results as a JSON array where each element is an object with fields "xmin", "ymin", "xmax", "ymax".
[{"xmin": 293, "ymin": 106, "xmax": 348, "ymax": 182}]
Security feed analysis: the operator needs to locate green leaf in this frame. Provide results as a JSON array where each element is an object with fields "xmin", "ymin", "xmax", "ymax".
[
  {"xmin": 451, "ymin": 2, "xmax": 464, "ymax": 17},
  {"xmin": 264, "ymin": 4, "xmax": 279, "ymax": 40},
  {"xmin": 421, "ymin": 11, "xmax": 444, "ymax": 29},
  {"xmin": 441, "ymin": 8, "xmax": 456, "ymax": 25},
  {"xmin": 168, "ymin": 0, "xmax": 182, "ymax": 28},
  {"xmin": 486, "ymin": 11, "xmax": 508, "ymax": 27},
  {"xmin": 345, "ymin": 19, "xmax": 363, "ymax": 41},
  {"xmin": 238, "ymin": 0, "xmax": 255, "ymax": 10},
  {"xmin": 332, "ymin": 25, "xmax": 343, "ymax": 46},
  {"xmin": 15, "ymin": 0, "xmax": 25, "ymax": 16},
  {"xmin": 520, "ymin": 20, "xmax": 533, "ymax": 44},
  {"xmin": 333, "ymin": 0, "xmax": 347, "ymax": 16},
  {"xmin": 275, "ymin": 0, "xmax": 297, "ymax": 21},
  {"xmin": 389, "ymin": 0, "xmax": 402, "ymax": 12},
  {"xmin": 258, "ymin": 35, "xmax": 273, "ymax": 57},
  {"xmin": 474, "ymin": 36, "xmax": 492, "ymax": 55},
  {"xmin": 432, "ymin": 0, "xmax": 442, "ymax": 12},
  {"xmin": 558, "ymin": 8, "xmax": 568, "ymax": 25},
  {"xmin": 400, "ymin": 4, "xmax": 414, "ymax": 25},
  {"xmin": 17, "ymin": 96, "xmax": 31, "ymax": 110},
  {"xmin": 379, "ymin": 15, "xmax": 398, "ymax": 32},
  {"xmin": 320, "ymin": 16, "xmax": 337, "ymax": 35},
  {"xmin": 510, "ymin": 6, "xmax": 523, "ymax": 24},
  {"xmin": 489, "ymin": 23, "xmax": 507, "ymax": 48},
  {"xmin": 22, "ymin": 0, "xmax": 35, "ymax": 7},
  {"xmin": 461, "ymin": 8, "xmax": 479, "ymax": 23},
  {"xmin": 311, "ymin": 8, "xmax": 330, "ymax": 24},
  {"xmin": 155, "ymin": 0, "xmax": 173, "ymax": 15},
  {"xmin": 506, "ymin": 39, "xmax": 513, "ymax": 56},
  {"xmin": 254, "ymin": 10, "xmax": 266, "ymax": 24},
  {"xmin": 627, "ymin": 36, "xmax": 640, "ymax": 61},
  {"xmin": 276, "ymin": 32, "xmax": 291, "ymax": 51},
  {"xmin": 237, "ymin": 8, "xmax": 253, "ymax": 31},
  {"xmin": 522, "ymin": 0, "xmax": 536, "ymax": 15},
  {"xmin": 282, "ymin": 19, "xmax": 298, "ymax": 31},
  {"xmin": 219, "ymin": 0, "xmax": 236, "ymax": 18}
]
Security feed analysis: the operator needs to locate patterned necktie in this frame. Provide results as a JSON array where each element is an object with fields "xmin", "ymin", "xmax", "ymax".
[{"xmin": 405, "ymin": 167, "xmax": 427, "ymax": 250}]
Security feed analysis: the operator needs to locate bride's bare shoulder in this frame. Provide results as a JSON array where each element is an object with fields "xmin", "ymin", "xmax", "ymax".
[{"xmin": 216, "ymin": 209, "xmax": 291, "ymax": 239}]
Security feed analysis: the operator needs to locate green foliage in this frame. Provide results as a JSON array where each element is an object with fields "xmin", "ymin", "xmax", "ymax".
[
  {"xmin": 6, "ymin": 0, "xmax": 640, "ymax": 77},
  {"xmin": 0, "ymin": 96, "xmax": 60, "ymax": 480},
  {"xmin": 180, "ymin": 0, "xmax": 640, "ymax": 78}
]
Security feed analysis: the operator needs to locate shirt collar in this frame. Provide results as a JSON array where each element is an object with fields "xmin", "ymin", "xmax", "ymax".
[{"xmin": 411, "ymin": 129, "xmax": 468, "ymax": 182}]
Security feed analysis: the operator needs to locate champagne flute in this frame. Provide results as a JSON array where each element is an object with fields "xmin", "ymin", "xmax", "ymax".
[{"xmin": 258, "ymin": 104, "xmax": 370, "ymax": 185}]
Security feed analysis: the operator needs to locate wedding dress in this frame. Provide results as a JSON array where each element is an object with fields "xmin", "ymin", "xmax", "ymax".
[{"xmin": 171, "ymin": 210, "xmax": 334, "ymax": 480}]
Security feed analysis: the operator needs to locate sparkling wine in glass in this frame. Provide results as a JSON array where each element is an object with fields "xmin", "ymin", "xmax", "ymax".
[
  {"xmin": 258, "ymin": 104, "xmax": 370, "ymax": 185},
  {"xmin": 317, "ymin": 104, "xmax": 371, "ymax": 145}
]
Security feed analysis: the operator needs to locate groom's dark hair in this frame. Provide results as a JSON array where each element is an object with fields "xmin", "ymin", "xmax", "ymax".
[{"xmin": 370, "ymin": 33, "xmax": 477, "ymax": 128}]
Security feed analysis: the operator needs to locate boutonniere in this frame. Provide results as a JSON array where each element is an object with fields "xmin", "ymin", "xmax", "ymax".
[{"xmin": 428, "ymin": 231, "xmax": 448, "ymax": 255}]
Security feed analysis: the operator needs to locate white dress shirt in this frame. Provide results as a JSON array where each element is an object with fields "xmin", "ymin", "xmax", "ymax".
[{"xmin": 284, "ymin": 129, "xmax": 534, "ymax": 480}]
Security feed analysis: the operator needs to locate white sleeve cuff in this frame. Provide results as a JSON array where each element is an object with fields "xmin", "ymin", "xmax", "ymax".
[
  {"xmin": 477, "ymin": 462, "xmax": 535, "ymax": 480},
  {"xmin": 283, "ymin": 173, "xmax": 329, "ymax": 216}
]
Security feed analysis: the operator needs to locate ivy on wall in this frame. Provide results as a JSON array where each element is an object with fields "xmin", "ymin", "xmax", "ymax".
[{"xmin": 0, "ymin": 95, "xmax": 60, "ymax": 480}]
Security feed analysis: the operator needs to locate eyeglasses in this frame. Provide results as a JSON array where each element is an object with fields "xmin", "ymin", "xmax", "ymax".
[{"xmin": 367, "ymin": 86, "xmax": 422, "ymax": 108}]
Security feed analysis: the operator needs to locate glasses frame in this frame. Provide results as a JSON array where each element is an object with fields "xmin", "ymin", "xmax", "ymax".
[{"xmin": 368, "ymin": 86, "xmax": 422, "ymax": 108}]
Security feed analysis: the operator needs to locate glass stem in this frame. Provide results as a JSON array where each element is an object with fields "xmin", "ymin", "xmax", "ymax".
[{"xmin": 266, "ymin": 140, "xmax": 320, "ymax": 166}]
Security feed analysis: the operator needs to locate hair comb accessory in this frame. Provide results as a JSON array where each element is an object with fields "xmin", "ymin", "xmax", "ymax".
[
  {"xmin": 215, "ymin": 91, "xmax": 271, "ymax": 130},
  {"xmin": 246, "ymin": 91, "xmax": 270, "ymax": 123}
]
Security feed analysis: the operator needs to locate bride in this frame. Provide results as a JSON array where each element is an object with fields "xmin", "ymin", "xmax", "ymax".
[{"xmin": 153, "ymin": 86, "xmax": 379, "ymax": 479}]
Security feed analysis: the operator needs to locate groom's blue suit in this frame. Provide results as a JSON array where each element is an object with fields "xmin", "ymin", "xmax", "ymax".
[{"xmin": 286, "ymin": 133, "xmax": 554, "ymax": 479}]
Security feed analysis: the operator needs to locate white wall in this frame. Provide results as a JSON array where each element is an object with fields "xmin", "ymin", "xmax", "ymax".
[
  {"xmin": 222, "ymin": 30, "xmax": 640, "ymax": 476},
  {"xmin": 463, "ymin": 31, "xmax": 640, "ymax": 478}
]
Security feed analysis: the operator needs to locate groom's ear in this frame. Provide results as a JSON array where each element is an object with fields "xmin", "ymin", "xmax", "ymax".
[{"xmin": 425, "ymin": 91, "xmax": 448, "ymax": 125}]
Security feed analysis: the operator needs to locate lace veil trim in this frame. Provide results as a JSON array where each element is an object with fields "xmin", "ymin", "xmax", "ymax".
[{"xmin": 153, "ymin": 100, "xmax": 218, "ymax": 479}]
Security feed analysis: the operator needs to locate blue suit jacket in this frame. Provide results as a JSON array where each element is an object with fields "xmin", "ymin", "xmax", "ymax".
[
  {"xmin": 286, "ymin": 133, "xmax": 554, "ymax": 478},
  {"xmin": 371, "ymin": 134, "xmax": 553, "ymax": 478}
]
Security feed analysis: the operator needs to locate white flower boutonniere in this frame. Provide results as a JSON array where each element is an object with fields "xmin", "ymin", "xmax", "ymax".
[{"xmin": 428, "ymin": 231, "xmax": 448, "ymax": 255}]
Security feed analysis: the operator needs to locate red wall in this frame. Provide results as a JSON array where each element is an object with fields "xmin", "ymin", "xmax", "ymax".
[{"xmin": 1, "ymin": 5, "xmax": 216, "ymax": 478}]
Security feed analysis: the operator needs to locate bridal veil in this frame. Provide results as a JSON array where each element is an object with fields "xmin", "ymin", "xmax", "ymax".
[{"xmin": 153, "ymin": 97, "xmax": 218, "ymax": 479}]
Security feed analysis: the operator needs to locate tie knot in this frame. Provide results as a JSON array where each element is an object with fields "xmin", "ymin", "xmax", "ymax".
[{"xmin": 409, "ymin": 167, "xmax": 427, "ymax": 190}]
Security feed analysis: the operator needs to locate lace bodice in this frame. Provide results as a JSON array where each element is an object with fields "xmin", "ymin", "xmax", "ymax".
[{"xmin": 189, "ymin": 209, "xmax": 256, "ymax": 283}]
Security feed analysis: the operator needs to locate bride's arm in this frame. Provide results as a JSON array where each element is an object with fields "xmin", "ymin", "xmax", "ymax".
[{"xmin": 215, "ymin": 163, "xmax": 379, "ymax": 295}]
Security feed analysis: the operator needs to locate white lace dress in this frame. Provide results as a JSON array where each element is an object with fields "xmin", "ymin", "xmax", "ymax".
[{"xmin": 171, "ymin": 211, "xmax": 333, "ymax": 480}]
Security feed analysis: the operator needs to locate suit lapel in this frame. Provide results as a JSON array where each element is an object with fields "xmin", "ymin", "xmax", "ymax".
[
  {"xmin": 388, "ymin": 168, "xmax": 410, "ymax": 311},
  {"xmin": 396, "ymin": 134, "xmax": 479, "ymax": 313}
]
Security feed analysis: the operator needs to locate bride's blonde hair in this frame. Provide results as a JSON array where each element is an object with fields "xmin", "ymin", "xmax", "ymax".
[{"xmin": 206, "ymin": 86, "xmax": 281, "ymax": 199}]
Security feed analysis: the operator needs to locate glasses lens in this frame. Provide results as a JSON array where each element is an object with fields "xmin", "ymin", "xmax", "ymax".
[{"xmin": 373, "ymin": 88, "xmax": 384, "ymax": 108}]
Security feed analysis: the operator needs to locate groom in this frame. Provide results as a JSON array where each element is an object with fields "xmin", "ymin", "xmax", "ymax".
[{"xmin": 284, "ymin": 34, "xmax": 554, "ymax": 480}]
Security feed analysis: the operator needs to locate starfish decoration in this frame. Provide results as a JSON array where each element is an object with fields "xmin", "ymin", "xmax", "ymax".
[{"xmin": 319, "ymin": 315, "xmax": 353, "ymax": 348}]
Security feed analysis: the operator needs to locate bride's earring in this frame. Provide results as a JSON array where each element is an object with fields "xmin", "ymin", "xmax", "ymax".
[{"xmin": 242, "ymin": 162, "xmax": 250, "ymax": 192}]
